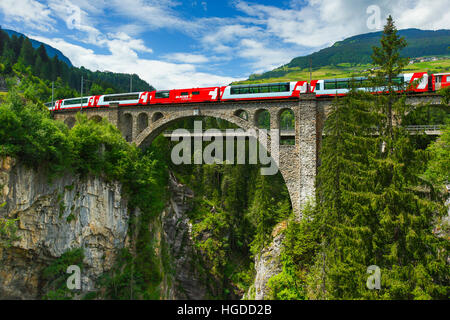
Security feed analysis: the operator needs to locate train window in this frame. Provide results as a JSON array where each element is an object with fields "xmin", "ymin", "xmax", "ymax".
[
  {"xmin": 324, "ymin": 81, "xmax": 337, "ymax": 90},
  {"xmin": 260, "ymin": 86, "xmax": 269, "ymax": 93},
  {"xmin": 392, "ymin": 77, "xmax": 404, "ymax": 84},
  {"xmin": 192, "ymin": 91, "xmax": 200, "ymax": 95},
  {"xmin": 155, "ymin": 91, "xmax": 170, "ymax": 98},
  {"xmin": 337, "ymin": 81, "xmax": 349, "ymax": 89},
  {"xmin": 250, "ymin": 87, "xmax": 259, "ymax": 94},
  {"xmin": 64, "ymin": 98, "xmax": 88, "ymax": 105},
  {"xmin": 230, "ymin": 83, "xmax": 289, "ymax": 95},
  {"xmin": 104, "ymin": 94, "xmax": 139, "ymax": 102},
  {"xmin": 315, "ymin": 83, "xmax": 321, "ymax": 90},
  {"xmin": 181, "ymin": 92, "xmax": 189, "ymax": 96},
  {"xmin": 269, "ymin": 85, "xmax": 278, "ymax": 92}
]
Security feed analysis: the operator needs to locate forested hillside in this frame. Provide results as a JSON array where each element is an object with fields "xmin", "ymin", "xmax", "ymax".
[
  {"xmin": 247, "ymin": 28, "xmax": 450, "ymax": 81},
  {"xmin": 2, "ymin": 28, "xmax": 73, "ymax": 67},
  {"xmin": 0, "ymin": 27, "xmax": 154, "ymax": 101}
]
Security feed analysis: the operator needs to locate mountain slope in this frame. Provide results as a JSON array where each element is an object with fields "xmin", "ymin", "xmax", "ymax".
[
  {"xmin": 0, "ymin": 28, "xmax": 155, "ymax": 97},
  {"xmin": 3, "ymin": 28, "xmax": 73, "ymax": 67},
  {"xmin": 248, "ymin": 28, "xmax": 450, "ymax": 81}
]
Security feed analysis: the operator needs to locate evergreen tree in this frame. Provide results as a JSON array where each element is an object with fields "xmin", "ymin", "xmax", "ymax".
[
  {"xmin": 371, "ymin": 15, "xmax": 408, "ymax": 139},
  {"xmin": 19, "ymin": 37, "xmax": 35, "ymax": 66}
]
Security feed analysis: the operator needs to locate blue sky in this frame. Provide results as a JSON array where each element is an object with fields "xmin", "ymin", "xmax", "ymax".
[{"xmin": 0, "ymin": 0, "xmax": 449, "ymax": 89}]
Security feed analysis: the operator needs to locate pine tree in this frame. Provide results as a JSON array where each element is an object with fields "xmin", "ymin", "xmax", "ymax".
[
  {"xmin": 310, "ymin": 89, "xmax": 381, "ymax": 299},
  {"xmin": 371, "ymin": 15, "xmax": 408, "ymax": 139},
  {"xmin": 19, "ymin": 37, "xmax": 35, "ymax": 66}
]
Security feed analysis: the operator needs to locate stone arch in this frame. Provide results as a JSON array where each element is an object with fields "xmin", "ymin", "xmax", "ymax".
[
  {"xmin": 254, "ymin": 109, "xmax": 270, "ymax": 129},
  {"xmin": 64, "ymin": 116, "xmax": 76, "ymax": 129},
  {"xmin": 89, "ymin": 115, "xmax": 103, "ymax": 123},
  {"xmin": 278, "ymin": 108, "xmax": 295, "ymax": 130},
  {"xmin": 120, "ymin": 113, "xmax": 133, "ymax": 142},
  {"xmin": 135, "ymin": 110, "xmax": 294, "ymax": 213},
  {"xmin": 152, "ymin": 112, "xmax": 164, "ymax": 123},
  {"xmin": 278, "ymin": 108, "xmax": 296, "ymax": 145},
  {"xmin": 137, "ymin": 112, "xmax": 149, "ymax": 135},
  {"xmin": 402, "ymin": 104, "xmax": 449, "ymax": 124},
  {"xmin": 234, "ymin": 109, "xmax": 249, "ymax": 121}
]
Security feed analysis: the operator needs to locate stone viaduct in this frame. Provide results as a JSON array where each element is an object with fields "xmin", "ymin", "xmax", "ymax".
[{"xmin": 52, "ymin": 93, "xmax": 446, "ymax": 218}]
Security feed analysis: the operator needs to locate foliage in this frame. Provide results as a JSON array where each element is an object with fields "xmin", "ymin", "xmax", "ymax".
[
  {"xmin": 0, "ymin": 203, "xmax": 20, "ymax": 249},
  {"xmin": 424, "ymin": 122, "xmax": 450, "ymax": 188},
  {"xmin": 42, "ymin": 248, "xmax": 84, "ymax": 300},
  {"xmin": 440, "ymin": 86, "xmax": 450, "ymax": 105},
  {"xmin": 267, "ymin": 206, "xmax": 319, "ymax": 300},
  {"xmin": 0, "ymin": 87, "xmax": 71, "ymax": 173}
]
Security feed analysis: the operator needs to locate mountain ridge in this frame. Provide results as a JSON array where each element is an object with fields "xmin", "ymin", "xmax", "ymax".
[
  {"xmin": 247, "ymin": 28, "xmax": 450, "ymax": 81},
  {"xmin": 2, "ymin": 28, "xmax": 73, "ymax": 67}
]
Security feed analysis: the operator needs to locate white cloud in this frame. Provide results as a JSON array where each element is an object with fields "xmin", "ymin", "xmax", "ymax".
[
  {"xmin": 164, "ymin": 53, "xmax": 210, "ymax": 64},
  {"xmin": 238, "ymin": 39, "xmax": 298, "ymax": 73},
  {"xmin": 392, "ymin": 0, "xmax": 450, "ymax": 30},
  {"xmin": 0, "ymin": 0, "xmax": 55, "ymax": 31},
  {"xmin": 29, "ymin": 36, "xmax": 241, "ymax": 89},
  {"xmin": 108, "ymin": 0, "xmax": 199, "ymax": 33},
  {"xmin": 233, "ymin": 0, "xmax": 450, "ymax": 48}
]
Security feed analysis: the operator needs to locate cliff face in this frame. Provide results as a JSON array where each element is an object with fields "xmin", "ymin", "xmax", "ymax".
[
  {"xmin": 245, "ymin": 222, "xmax": 286, "ymax": 300},
  {"xmin": 0, "ymin": 156, "xmax": 280, "ymax": 300},
  {"xmin": 0, "ymin": 157, "xmax": 211, "ymax": 300},
  {"xmin": 160, "ymin": 172, "xmax": 209, "ymax": 299},
  {"xmin": 0, "ymin": 157, "xmax": 129, "ymax": 299}
]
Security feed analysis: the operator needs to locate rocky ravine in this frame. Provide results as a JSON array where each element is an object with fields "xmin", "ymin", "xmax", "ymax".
[
  {"xmin": 0, "ymin": 157, "xmax": 280, "ymax": 300},
  {"xmin": 0, "ymin": 157, "xmax": 129, "ymax": 299},
  {"xmin": 0, "ymin": 157, "xmax": 212, "ymax": 299}
]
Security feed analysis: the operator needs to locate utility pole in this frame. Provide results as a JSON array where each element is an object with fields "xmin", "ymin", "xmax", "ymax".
[
  {"xmin": 309, "ymin": 57, "xmax": 312, "ymax": 83},
  {"xmin": 130, "ymin": 74, "xmax": 132, "ymax": 92},
  {"xmin": 80, "ymin": 75, "xmax": 84, "ymax": 111}
]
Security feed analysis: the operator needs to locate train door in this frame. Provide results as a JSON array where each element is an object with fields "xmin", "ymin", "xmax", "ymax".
[{"xmin": 435, "ymin": 75, "xmax": 442, "ymax": 90}]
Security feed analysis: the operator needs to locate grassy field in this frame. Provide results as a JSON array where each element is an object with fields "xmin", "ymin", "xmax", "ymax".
[{"xmin": 232, "ymin": 58, "xmax": 450, "ymax": 85}]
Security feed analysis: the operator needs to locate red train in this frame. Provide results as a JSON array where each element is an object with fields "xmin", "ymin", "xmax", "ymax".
[{"xmin": 47, "ymin": 73, "xmax": 449, "ymax": 111}]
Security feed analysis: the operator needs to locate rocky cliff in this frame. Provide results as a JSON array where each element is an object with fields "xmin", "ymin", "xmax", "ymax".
[
  {"xmin": 160, "ymin": 172, "xmax": 209, "ymax": 299},
  {"xmin": 0, "ymin": 157, "xmax": 213, "ymax": 300},
  {"xmin": 0, "ymin": 157, "xmax": 129, "ymax": 299},
  {"xmin": 245, "ymin": 222, "xmax": 286, "ymax": 300}
]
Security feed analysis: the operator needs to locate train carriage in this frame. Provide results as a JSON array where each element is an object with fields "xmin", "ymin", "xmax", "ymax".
[
  {"xmin": 220, "ymin": 81, "xmax": 308, "ymax": 101},
  {"xmin": 311, "ymin": 72, "xmax": 429, "ymax": 97},
  {"xmin": 149, "ymin": 87, "xmax": 220, "ymax": 104},
  {"xmin": 432, "ymin": 73, "xmax": 450, "ymax": 91}
]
